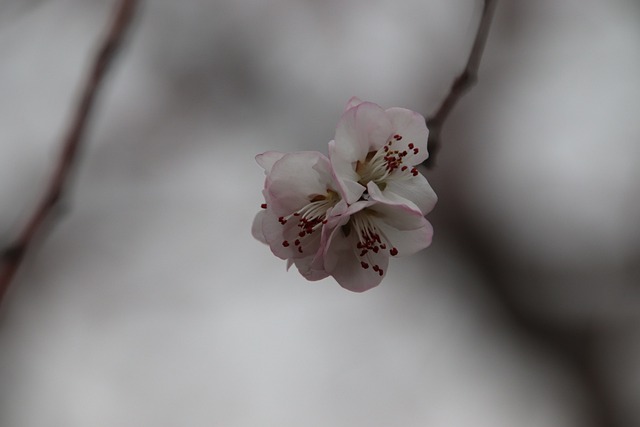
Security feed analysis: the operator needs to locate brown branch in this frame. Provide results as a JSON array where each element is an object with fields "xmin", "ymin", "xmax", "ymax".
[
  {"xmin": 424, "ymin": 0, "xmax": 497, "ymax": 168},
  {"xmin": 0, "ymin": 0, "xmax": 139, "ymax": 306}
]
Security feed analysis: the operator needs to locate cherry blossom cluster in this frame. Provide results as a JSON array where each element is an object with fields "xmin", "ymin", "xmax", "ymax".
[{"xmin": 252, "ymin": 97, "xmax": 437, "ymax": 292}]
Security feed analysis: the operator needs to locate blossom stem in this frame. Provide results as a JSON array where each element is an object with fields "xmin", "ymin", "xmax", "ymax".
[
  {"xmin": 423, "ymin": 0, "xmax": 498, "ymax": 169},
  {"xmin": 0, "ymin": 0, "xmax": 139, "ymax": 307}
]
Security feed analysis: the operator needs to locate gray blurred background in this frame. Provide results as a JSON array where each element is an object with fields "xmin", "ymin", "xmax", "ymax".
[{"xmin": 1, "ymin": 0, "xmax": 639, "ymax": 426}]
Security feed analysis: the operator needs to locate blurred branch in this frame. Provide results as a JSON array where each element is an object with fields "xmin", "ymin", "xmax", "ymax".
[
  {"xmin": 444, "ymin": 211, "xmax": 623, "ymax": 427},
  {"xmin": 424, "ymin": 0, "xmax": 497, "ymax": 169},
  {"xmin": 0, "ymin": 0, "xmax": 139, "ymax": 306}
]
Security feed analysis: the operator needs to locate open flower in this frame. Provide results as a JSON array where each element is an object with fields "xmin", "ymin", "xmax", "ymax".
[
  {"xmin": 252, "ymin": 151, "xmax": 341, "ymax": 280},
  {"xmin": 329, "ymin": 97, "xmax": 437, "ymax": 214},
  {"xmin": 320, "ymin": 196, "xmax": 434, "ymax": 292},
  {"xmin": 252, "ymin": 98, "xmax": 438, "ymax": 292}
]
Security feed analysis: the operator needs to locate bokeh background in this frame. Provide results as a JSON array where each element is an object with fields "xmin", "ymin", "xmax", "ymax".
[{"xmin": 1, "ymin": 0, "xmax": 639, "ymax": 426}]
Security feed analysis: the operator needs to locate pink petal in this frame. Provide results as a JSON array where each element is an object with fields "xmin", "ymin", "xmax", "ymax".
[
  {"xmin": 260, "ymin": 209, "xmax": 297, "ymax": 259},
  {"xmin": 293, "ymin": 256, "xmax": 329, "ymax": 281},
  {"xmin": 367, "ymin": 200, "xmax": 426, "ymax": 231},
  {"xmin": 323, "ymin": 222, "xmax": 388, "ymax": 292},
  {"xmin": 266, "ymin": 151, "xmax": 334, "ymax": 216},
  {"xmin": 368, "ymin": 173, "xmax": 438, "ymax": 215},
  {"xmin": 387, "ymin": 173, "xmax": 437, "ymax": 214},
  {"xmin": 251, "ymin": 210, "xmax": 268, "ymax": 244},
  {"xmin": 376, "ymin": 218, "xmax": 433, "ymax": 256},
  {"xmin": 256, "ymin": 151, "xmax": 286, "ymax": 174},
  {"xmin": 367, "ymin": 202, "xmax": 434, "ymax": 255},
  {"xmin": 330, "ymin": 103, "xmax": 393, "ymax": 203},
  {"xmin": 328, "ymin": 140, "xmax": 365, "ymax": 204},
  {"xmin": 385, "ymin": 107, "xmax": 429, "ymax": 165},
  {"xmin": 343, "ymin": 96, "xmax": 364, "ymax": 112},
  {"xmin": 333, "ymin": 102, "xmax": 392, "ymax": 162}
]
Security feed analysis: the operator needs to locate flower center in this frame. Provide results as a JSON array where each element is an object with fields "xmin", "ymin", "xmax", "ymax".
[
  {"xmin": 355, "ymin": 134, "xmax": 419, "ymax": 187},
  {"xmin": 280, "ymin": 190, "xmax": 339, "ymax": 254},
  {"xmin": 348, "ymin": 209, "xmax": 398, "ymax": 276}
]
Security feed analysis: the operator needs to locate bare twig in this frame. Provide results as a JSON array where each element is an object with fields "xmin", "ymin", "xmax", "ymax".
[
  {"xmin": 424, "ymin": 0, "xmax": 497, "ymax": 168},
  {"xmin": 0, "ymin": 0, "xmax": 139, "ymax": 306}
]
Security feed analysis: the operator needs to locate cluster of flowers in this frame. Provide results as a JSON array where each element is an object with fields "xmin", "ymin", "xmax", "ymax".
[{"xmin": 252, "ymin": 98, "xmax": 437, "ymax": 292}]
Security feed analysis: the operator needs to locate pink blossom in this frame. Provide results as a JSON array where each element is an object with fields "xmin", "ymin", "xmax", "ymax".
[
  {"xmin": 329, "ymin": 97, "xmax": 437, "ymax": 215},
  {"xmin": 252, "ymin": 98, "xmax": 438, "ymax": 292},
  {"xmin": 319, "ymin": 197, "xmax": 434, "ymax": 292},
  {"xmin": 252, "ymin": 151, "xmax": 340, "ymax": 281}
]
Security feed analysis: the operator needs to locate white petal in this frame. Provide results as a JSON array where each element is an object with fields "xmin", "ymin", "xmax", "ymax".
[
  {"xmin": 323, "ymin": 224, "xmax": 388, "ymax": 292},
  {"xmin": 329, "ymin": 140, "xmax": 365, "ymax": 204},
  {"xmin": 385, "ymin": 107, "xmax": 429, "ymax": 165},
  {"xmin": 330, "ymin": 103, "xmax": 395, "ymax": 204},
  {"xmin": 256, "ymin": 151, "xmax": 286, "ymax": 174},
  {"xmin": 368, "ymin": 201, "xmax": 426, "ymax": 231},
  {"xmin": 367, "ymin": 181, "xmax": 421, "ymax": 213},
  {"xmin": 266, "ymin": 151, "xmax": 334, "ymax": 216},
  {"xmin": 367, "ymin": 202, "xmax": 434, "ymax": 255},
  {"xmin": 333, "ymin": 102, "xmax": 393, "ymax": 163},
  {"xmin": 377, "ymin": 219, "xmax": 433, "ymax": 257},
  {"xmin": 293, "ymin": 256, "xmax": 329, "ymax": 281},
  {"xmin": 281, "ymin": 218, "xmax": 323, "ymax": 259},
  {"xmin": 261, "ymin": 210, "xmax": 296, "ymax": 260},
  {"xmin": 251, "ymin": 210, "xmax": 268, "ymax": 244},
  {"xmin": 343, "ymin": 96, "xmax": 364, "ymax": 111},
  {"xmin": 377, "ymin": 173, "xmax": 438, "ymax": 214}
]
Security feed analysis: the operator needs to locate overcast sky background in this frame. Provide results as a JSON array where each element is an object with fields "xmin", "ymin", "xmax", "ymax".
[{"xmin": 1, "ymin": 0, "xmax": 639, "ymax": 426}]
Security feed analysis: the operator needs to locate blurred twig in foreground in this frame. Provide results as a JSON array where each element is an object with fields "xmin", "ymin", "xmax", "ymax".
[
  {"xmin": 0, "ymin": 0, "xmax": 139, "ymax": 306},
  {"xmin": 424, "ymin": 0, "xmax": 497, "ymax": 169}
]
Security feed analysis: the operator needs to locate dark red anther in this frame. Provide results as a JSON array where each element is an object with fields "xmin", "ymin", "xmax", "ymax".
[
  {"xmin": 282, "ymin": 240, "xmax": 290, "ymax": 247},
  {"xmin": 390, "ymin": 247, "xmax": 398, "ymax": 256},
  {"xmin": 360, "ymin": 262, "xmax": 369, "ymax": 269},
  {"xmin": 408, "ymin": 143, "xmax": 414, "ymax": 149},
  {"xmin": 261, "ymin": 203, "xmax": 267, "ymax": 209}
]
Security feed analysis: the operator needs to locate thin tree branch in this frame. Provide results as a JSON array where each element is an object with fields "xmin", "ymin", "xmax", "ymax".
[
  {"xmin": 0, "ymin": 0, "xmax": 139, "ymax": 306},
  {"xmin": 424, "ymin": 0, "xmax": 497, "ymax": 168}
]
